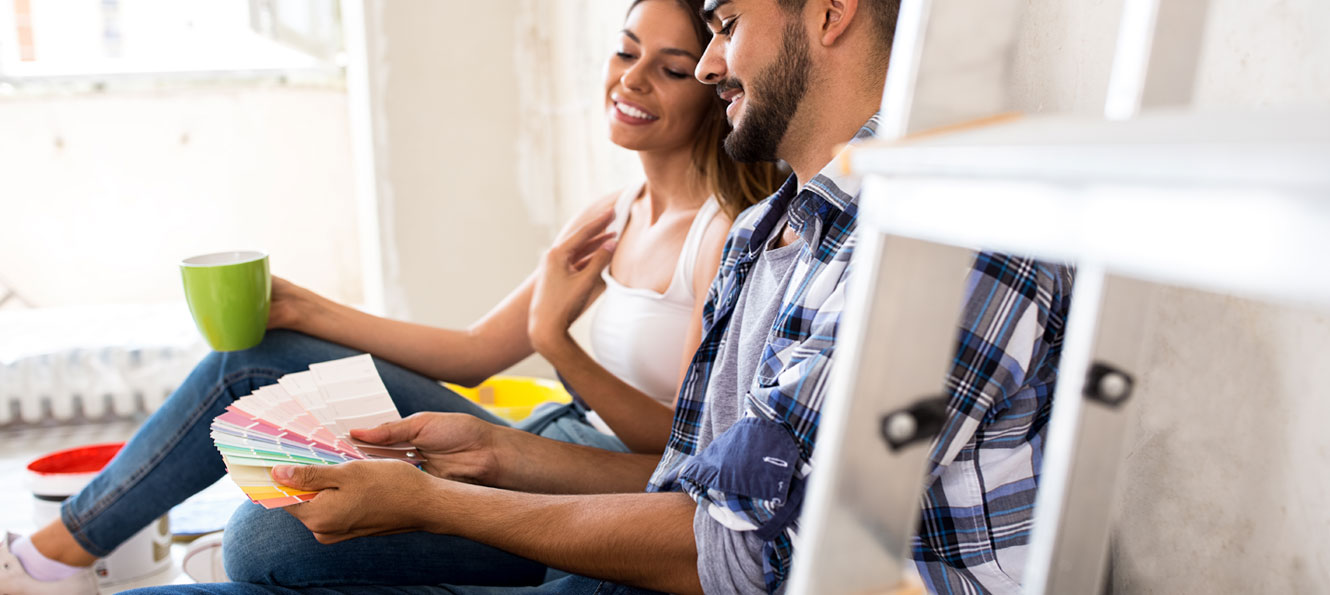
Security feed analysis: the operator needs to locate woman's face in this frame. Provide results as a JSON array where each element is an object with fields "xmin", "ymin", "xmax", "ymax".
[{"xmin": 604, "ymin": 0, "xmax": 714, "ymax": 155}]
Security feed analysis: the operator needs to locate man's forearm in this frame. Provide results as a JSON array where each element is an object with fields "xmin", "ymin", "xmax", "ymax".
[
  {"xmin": 428, "ymin": 483, "xmax": 703, "ymax": 595},
  {"xmin": 491, "ymin": 425, "xmax": 661, "ymax": 494}
]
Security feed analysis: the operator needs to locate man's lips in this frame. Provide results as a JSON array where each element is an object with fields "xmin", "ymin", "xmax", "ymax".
[
  {"xmin": 717, "ymin": 81, "xmax": 744, "ymax": 104},
  {"xmin": 716, "ymin": 81, "xmax": 745, "ymax": 120},
  {"xmin": 720, "ymin": 88, "xmax": 745, "ymax": 120}
]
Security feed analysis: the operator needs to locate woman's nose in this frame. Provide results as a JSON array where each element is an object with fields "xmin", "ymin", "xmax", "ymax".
[{"xmin": 621, "ymin": 62, "xmax": 650, "ymax": 92}]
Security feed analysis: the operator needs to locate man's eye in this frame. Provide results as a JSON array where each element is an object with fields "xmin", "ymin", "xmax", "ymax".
[{"xmin": 718, "ymin": 18, "xmax": 737, "ymax": 36}]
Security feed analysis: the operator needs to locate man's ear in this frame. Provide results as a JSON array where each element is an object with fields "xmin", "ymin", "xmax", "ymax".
[{"xmin": 817, "ymin": 0, "xmax": 859, "ymax": 47}]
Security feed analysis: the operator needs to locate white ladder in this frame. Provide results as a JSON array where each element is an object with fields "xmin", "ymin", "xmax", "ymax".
[{"xmin": 788, "ymin": 0, "xmax": 1330, "ymax": 592}]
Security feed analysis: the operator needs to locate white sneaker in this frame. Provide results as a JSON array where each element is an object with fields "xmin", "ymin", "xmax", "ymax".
[
  {"xmin": 0, "ymin": 532, "xmax": 99, "ymax": 595},
  {"xmin": 180, "ymin": 532, "xmax": 228, "ymax": 583}
]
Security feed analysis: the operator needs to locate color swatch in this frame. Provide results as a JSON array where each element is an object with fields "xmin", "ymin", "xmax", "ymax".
[{"xmin": 210, "ymin": 354, "xmax": 420, "ymax": 508}]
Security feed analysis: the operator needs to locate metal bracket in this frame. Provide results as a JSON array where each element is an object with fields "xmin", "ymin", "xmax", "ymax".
[
  {"xmin": 880, "ymin": 396, "xmax": 949, "ymax": 451},
  {"xmin": 1084, "ymin": 362, "xmax": 1134, "ymax": 407}
]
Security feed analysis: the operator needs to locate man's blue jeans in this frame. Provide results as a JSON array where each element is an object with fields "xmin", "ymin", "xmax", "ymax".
[
  {"xmin": 60, "ymin": 330, "xmax": 629, "ymax": 589},
  {"xmin": 123, "ymin": 575, "xmax": 663, "ymax": 594}
]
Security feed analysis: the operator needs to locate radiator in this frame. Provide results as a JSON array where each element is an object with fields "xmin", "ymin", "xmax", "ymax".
[{"xmin": 0, "ymin": 304, "xmax": 208, "ymax": 426}]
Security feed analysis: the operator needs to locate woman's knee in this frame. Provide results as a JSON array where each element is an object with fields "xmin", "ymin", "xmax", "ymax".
[
  {"xmin": 207, "ymin": 330, "xmax": 351, "ymax": 380},
  {"xmin": 218, "ymin": 329, "xmax": 313, "ymax": 367}
]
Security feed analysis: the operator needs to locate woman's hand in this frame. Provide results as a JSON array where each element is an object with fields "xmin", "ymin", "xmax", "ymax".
[
  {"xmin": 350, "ymin": 412, "xmax": 505, "ymax": 485},
  {"xmin": 267, "ymin": 275, "xmax": 321, "ymax": 331},
  {"xmin": 527, "ymin": 208, "xmax": 617, "ymax": 356}
]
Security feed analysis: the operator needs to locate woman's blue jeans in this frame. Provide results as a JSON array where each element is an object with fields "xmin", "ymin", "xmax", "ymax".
[{"xmin": 60, "ymin": 330, "xmax": 627, "ymax": 588}]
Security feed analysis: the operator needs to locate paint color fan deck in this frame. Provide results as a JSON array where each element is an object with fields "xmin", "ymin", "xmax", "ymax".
[{"xmin": 210, "ymin": 354, "xmax": 420, "ymax": 508}]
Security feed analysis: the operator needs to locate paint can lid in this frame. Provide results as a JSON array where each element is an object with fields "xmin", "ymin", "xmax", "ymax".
[{"xmin": 26, "ymin": 443, "xmax": 125, "ymax": 497}]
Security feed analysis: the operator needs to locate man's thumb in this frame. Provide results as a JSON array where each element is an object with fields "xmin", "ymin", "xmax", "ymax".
[
  {"xmin": 350, "ymin": 417, "xmax": 418, "ymax": 445},
  {"xmin": 271, "ymin": 464, "xmax": 338, "ymax": 491}
]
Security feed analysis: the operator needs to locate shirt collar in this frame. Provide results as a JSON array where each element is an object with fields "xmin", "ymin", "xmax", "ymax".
[
  {"xmin": 746, "ymin": 113, "xmax": 882, "ymax": 253},
  {"xmin": 800, "ymin": 112, "xmax": 882, "ymax": 214}
]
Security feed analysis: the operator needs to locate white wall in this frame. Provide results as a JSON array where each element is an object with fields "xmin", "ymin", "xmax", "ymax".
[
  {"xmin": 0, "ymin": 86, "xmax": 363, "ymax": 308},
  {"xmin": 354, "ymin": 0, "xmax": 552, "ymax": 377},
  {"xmin": 1007, "ymin": 0, "xmax": 1330, "ymax": 591},
  {"xmin": 355, "ymin": 0, "xmax": 640, "ymax": 378}
]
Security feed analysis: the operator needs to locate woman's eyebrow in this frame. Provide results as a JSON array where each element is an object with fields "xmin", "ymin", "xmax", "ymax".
[
  {"xmin": 660, "ymin": 47, "xmax": 700, "ymax": 61},
  {"xmin": 620, "ymin": 29, "xmax": 699, "ymax": 61}
]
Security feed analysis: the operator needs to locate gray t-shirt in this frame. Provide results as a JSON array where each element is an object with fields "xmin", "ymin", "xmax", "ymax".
[{"xmin": 695, "ymin": 221, "xmax": 802, "ymax": 595}]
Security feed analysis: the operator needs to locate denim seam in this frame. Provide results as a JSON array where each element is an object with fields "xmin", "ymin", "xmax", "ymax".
[{"xmin": 62, "ymin": 367, "xmax": 285, "ymax": 557}]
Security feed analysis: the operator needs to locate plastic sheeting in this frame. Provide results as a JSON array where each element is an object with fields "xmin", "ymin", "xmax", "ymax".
[{"xmin": 0, "ymin": 303, "xmax": 209, "ymax": 426}]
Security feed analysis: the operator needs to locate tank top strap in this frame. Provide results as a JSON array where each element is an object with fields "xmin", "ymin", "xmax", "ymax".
[
  {"xmin": 668, "ymin": 196, "xmax": 723, "ymax": 302},
  {"xmin": 609, "ymin": 182, "xmax": 645, "ymax": 236}
]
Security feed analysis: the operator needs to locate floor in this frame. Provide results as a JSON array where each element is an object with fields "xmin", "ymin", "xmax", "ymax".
[{"xmin": 0, "ymin": 419, "xmax": 248, "ymax": 592}]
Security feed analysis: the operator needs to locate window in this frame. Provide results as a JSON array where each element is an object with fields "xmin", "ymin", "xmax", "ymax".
[{"xmin": 0, "ymin": 0, "xmax": 342, "ymax": 85}]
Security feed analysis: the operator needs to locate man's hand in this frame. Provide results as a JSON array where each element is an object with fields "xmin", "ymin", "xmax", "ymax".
[
  {"xmin": 350, "ymin": 412, "xmax": 504, "ymax": 485},
  {"xmin": 271, "ymin": 459, "xmax": 441, "ymax": 544}
]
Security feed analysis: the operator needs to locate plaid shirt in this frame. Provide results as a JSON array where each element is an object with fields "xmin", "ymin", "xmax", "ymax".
[
  {"xmin": 646, "ymin": 116, "xmax": 881, "ymax": 592},
  {"xmin": 913, "ymin": 254, "xmax": 1073, "ymax": 594},
  {"xmin": 647, "ymin": 113, "xmax": 1073, "ymax": 594}
]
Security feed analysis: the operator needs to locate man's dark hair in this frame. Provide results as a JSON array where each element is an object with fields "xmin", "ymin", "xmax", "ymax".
[{"xmin": 776, "ymin": 0, "xmax": 900, "ymax": 61}]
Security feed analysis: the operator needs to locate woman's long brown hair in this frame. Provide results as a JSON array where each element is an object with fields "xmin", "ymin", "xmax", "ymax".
[{"xmin": 627, "ymin": 0, "xmax": 784, "ymax": 218}]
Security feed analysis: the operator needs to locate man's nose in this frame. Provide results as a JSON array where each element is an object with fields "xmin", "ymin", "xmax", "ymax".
[{"xmin": 695, "ymin": 37, "xmax": 726, "ymax": 84}]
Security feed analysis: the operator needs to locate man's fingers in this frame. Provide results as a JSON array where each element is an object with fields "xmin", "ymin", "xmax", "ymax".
[
  {"xmin": 350, "ymin": 416, "xmax": 423, "ymax": 445},
  {"xmin": 272, "ymin": 463, "xmax": 341, "ymax": 491}
]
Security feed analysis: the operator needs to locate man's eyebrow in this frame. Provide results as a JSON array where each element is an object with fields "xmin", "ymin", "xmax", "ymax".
[
  {"xmin": 620, "ymin": 29, "xmax": 700, "ymax": 61},
  {"xmin": 700, "ymin": 0, "xmax": 732, "ymax": 25}
]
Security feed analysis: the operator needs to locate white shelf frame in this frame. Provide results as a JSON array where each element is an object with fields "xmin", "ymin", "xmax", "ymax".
[{"xmin": 789, "ymin": 0, "xmax": 1330, "ymax": 591}]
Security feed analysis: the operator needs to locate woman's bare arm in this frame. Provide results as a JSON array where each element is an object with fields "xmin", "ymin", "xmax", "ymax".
[{"xmin": 274, "ymin": 192, "xmax": 622, "ymax": 387}]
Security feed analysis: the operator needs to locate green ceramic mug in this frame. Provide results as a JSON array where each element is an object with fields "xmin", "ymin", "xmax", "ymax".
[{"xmin": 180, "ymin": 251, "xmax": 271, "ymax": 352}]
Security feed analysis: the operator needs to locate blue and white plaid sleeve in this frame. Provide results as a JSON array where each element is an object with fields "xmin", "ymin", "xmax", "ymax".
[{"xmin": 915, "ymin": 252, "xmax": 1074, "ymax": 593}]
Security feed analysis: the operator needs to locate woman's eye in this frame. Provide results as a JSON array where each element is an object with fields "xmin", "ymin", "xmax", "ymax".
[
  {"xmin": 665, "ymin": 69, "xmax": 689, "ymax": 79},
  {"xmin": 616, "ymin": 51, "xmax": 636, "ymax": 60}
]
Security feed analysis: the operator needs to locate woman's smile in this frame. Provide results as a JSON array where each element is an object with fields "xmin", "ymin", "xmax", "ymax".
[{"xmin": 611, "ymin": 98, "xmax": 661, "ymax": 124}]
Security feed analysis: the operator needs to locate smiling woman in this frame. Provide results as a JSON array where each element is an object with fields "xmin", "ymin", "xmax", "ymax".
[{"xmin": 606, "ymin": 0, "xmax": 779, "ymax": 221}]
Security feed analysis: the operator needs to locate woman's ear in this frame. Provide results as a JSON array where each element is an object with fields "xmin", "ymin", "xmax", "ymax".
[{"xmin": 818, "ymin": 0, "xmax": 859, "ymax": 47}]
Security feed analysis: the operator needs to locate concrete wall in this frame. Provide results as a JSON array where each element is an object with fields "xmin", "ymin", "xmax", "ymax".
[
  {"xmin": 354, "ymin": 0, "xmax": 556, "ymax": 376},
  {"xmin": 1008, "ymin": 0, "xmax": 1330, "ymax": 591},
  {"xmin": 354, "ymin": 0, "xmax": 649, "ymax": 378}
]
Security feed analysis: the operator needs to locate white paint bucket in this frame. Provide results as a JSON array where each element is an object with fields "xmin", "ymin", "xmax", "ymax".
[{"xmin": 25, "ymin": 443, "xmax": 174, "ymax": 588}]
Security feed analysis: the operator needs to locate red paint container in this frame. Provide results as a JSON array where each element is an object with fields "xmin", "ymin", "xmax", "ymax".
[{"xmin": 25, "ymin": 442, "xmax": 175, "ymax": 587}]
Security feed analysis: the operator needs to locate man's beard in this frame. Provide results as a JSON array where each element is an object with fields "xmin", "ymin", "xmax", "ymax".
[{"xmin": 722, "ymin": 21, "xmax": 812, "ymax": 163}]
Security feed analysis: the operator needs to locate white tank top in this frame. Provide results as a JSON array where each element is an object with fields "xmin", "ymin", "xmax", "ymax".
[{"xmin": 588, "ymin": 183, "xmax": 722, "ymax": 410}]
